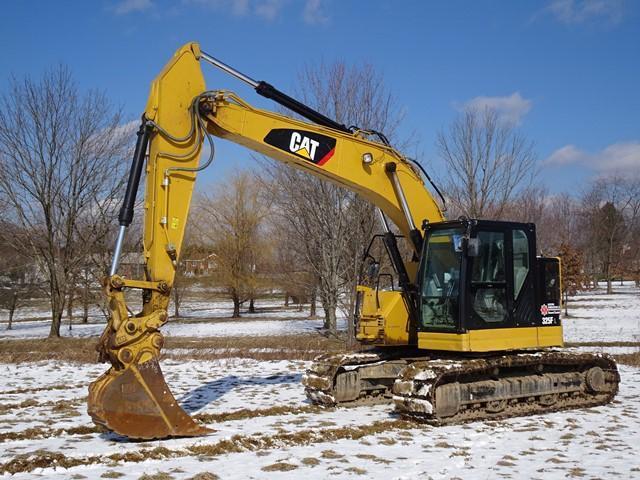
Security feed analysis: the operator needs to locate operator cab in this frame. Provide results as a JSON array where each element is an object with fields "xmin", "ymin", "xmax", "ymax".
[{"xmin": 418, "ymin": 219, "xmax": 561, "ymax": 335}]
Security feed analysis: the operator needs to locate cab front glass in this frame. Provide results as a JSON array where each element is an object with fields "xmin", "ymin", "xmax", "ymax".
[{"xmin": 419, "ymin": 227, "xmax": 464, "ymax": 331}]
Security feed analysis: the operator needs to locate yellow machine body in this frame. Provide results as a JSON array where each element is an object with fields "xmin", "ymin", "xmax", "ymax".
[{"xmin": 89, "ymin": 42, "xmax": 564, "ymax": 440}]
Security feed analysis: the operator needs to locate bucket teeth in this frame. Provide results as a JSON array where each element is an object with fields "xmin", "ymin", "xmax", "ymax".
[{"xmin": 88, "ymin": 358, "xmax": 212, "ymax": 440}]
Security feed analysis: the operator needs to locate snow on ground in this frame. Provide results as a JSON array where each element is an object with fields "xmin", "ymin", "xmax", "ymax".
[
  {"xmin": 562, "ymin": 282, "xmax": 640, "ymax": 343},
  {"xmin": 1, "ymin": 358, "xmax": 639, "ymax": 479},
  {"xmin": 0, "ymin": 316, "xmax": 347, "ymax": 340},
  {"xmin": 0, "ymin": 283, "xmax": 639, "ymax": 478}
]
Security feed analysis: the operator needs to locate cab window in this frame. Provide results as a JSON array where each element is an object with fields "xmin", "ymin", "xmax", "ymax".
[
  {"xmin": 471, "ymin": 231, "xmax": 507, "ymax": 324},
  {"xmin": 512, "ymin": 229, "xmax": 529, "ymax": 300},
  {"xmin": 420, "ymin": 228, "xmax": 463, "ymax": 330}
]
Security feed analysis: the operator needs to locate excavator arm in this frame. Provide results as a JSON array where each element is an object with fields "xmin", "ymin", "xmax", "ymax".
[{"xmin": 88, "ymin": 42, "xmax": 444, "ymax": 440}]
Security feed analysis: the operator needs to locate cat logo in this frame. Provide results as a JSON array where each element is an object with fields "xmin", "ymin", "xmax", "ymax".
[
  {"xmin": 289, "ymin": 132, "xmax": 319, "ymax": 161},
  {"xmin": 263, "ymin": 128, "xmax": 337, "ymax": 166}
]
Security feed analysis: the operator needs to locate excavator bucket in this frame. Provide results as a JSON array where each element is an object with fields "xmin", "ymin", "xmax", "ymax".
[{"xmin": 88, "ymin": 358, "xmax": 212, "ymax": 440}]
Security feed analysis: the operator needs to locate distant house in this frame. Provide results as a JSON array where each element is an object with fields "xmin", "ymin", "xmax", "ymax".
[{"xmin": 183, "ymin": 253, "xmax": 218, "ymax": 277}]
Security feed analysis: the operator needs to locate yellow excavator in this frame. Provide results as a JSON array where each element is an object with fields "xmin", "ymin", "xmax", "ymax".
[{"xmin": 87, "ymin": 43, "xmax": 619, "ymax": 440}]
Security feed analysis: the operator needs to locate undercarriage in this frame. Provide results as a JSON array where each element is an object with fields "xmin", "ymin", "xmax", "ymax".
[{"xmin": 302, "ymin": 350, "xmax": 620, "ymax": 424}]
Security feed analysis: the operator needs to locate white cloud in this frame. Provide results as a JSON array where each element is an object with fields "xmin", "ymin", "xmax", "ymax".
[
  {"xmin": 183, "ymin": 0, "xmax": 284, "ymax": 20},
  {"xmin": 255, "ymin": 0, "xmax": 285, "ymax": 21},
  {"xmin": 542, "ymin": 0, "xmax": 625, "ymax": 25},
  {"xmin": 303, "ymin": 0, "xmax": 329, "ymax": 25},
  {"xmin": 542, "ymin": 144, "xmax": 584, "ymax": 166},
  {"xmin": 183, "ymin": 0, "xmax": 249, "ymax": 16},
  {"xmin": 543, "ymin": 141, "xmax": 640, "ymax": 176},
  {"xmin": 113, "ymin": 0, "xmax": 153, "ymax": 14},
  {"xmin": 595, "ymin": 141, "xmax": 640, "ymax": 172},
  {"xmin": 461, "ymin": 92, "xmax": 533, "ymax": 125},
  {"xmin": 231, "ymin": 0, "xmax": 250, "ymax": 15}
]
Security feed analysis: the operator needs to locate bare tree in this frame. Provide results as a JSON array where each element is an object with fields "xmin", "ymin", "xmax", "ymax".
[
  {"xmin": 267, "ymin": 61, "xmax": 404, "ymax": 336},
  {"xmin": 0, "ymin": 240, "xmax": 39, "ymax": 330},
  {"xmin": 557, "ymin": 241, "xmax": 586, "ymax": 316},
  {"xmin": 437, "ymin": 108, "xmax": 537, "ymax": 219},
  {"xmin": 0, "ymin": 66, "xmax": 130, "ymax": 337},
  {"xmin": 196, "ymin": 171, "xmax": 272, "ymax": 317},
  {"xmin": 581, "ymin": 176, "xmax": 640, "ymax": 293}
]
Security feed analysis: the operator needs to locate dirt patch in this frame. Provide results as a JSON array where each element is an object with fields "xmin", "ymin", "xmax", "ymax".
[{"xmin": 261, "ymin": 462, "xmax": 298, "ymax": 472}]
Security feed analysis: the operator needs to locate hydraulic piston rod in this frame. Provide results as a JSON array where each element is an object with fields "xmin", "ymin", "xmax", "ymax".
[
  {"xmin": 110, "ymin": 120, "xmax": 152, "ymax": 276},
  {"xmin": 200, "ymin": 50, "xmax": 351, "ymax": 134}
]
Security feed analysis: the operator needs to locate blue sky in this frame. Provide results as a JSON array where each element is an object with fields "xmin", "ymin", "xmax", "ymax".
[{"xmin": 1, "ymin": 0, "xmax": 638, "ymax": 192}]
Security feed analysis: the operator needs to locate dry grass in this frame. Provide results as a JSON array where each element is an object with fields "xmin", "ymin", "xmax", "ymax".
[
  {"xmin": 344, "ymin": 467, "xmax": 367, "ymax": 475},
  {"xmin": 0, "ymin": 333, "xmax": 347, "ymax": 364},
  {"xmin": 261, "ymin": 462, "xmax": 298, "ymax": 472},
  {"xmin": 0, "ymin": 425, "xmax": 100, "ymax": 443},
  {"xmin": 0, "ymin": 337, "xmax": 97, "ymax": 363},
  {"xmin": 0, "ymin": 399, "xmax": 38, "ymax": 413},
  {"xmin": 320, "ymin": 450, "xmax": 343, "ymax": 459},
  {"xmin": 615, "ymin": 352, "xmax": 640, "ymax": 367},
  {"xmin": 193, "ymin": 404, "xmax": 327, "ymax": 423},
  {"xmin": 0, "ymin": 405, "xmax": 328, "ymax": 444},
  {"xmin": 137, "ymin": 473, "xmax": 175, "ymax": 480},
  {"xmin": 101, "ymin": 471, "xmax": 125, "ymax": 478},
  {"xmin": 566, "ymin": 341, "xmax": 640, "ymax": 348},
  {"xmin": 355, "ymin": 453, "xmax": 392, "ymax": 464},
  {"xmin": 0, "ymin": 382, "xmax": 85, "ymax": 395}
]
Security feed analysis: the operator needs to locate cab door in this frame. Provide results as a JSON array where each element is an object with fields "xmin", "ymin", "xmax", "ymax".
[
  {"xmin": 465, "ymin": 222, "xmax": 537, "ymax": 330},
  {"xmin": 467, "ymin": 226, "xmax": 513, "ymax": 329}
]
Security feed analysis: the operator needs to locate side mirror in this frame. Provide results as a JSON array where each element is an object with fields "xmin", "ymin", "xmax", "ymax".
[
  {"xmin": 366, "ymin": 260, "xmax": 380, "ymax": 280},
  {"xmin": 467, "ymin": 237, "xmax": 480, "ymax": 257}
]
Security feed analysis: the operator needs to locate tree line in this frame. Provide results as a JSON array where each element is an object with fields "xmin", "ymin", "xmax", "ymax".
[{"xmin": 0, "ymin": 62, "xmax": 638, "ymax": 338}]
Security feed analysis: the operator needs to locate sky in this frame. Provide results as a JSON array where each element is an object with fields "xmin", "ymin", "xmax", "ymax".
[{"xmin": 1, "ymin": 0, "xmax": 638, "ymax": 193}]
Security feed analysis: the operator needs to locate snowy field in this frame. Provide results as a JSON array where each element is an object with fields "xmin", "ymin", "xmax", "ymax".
[
  {"xmin": 0, "ymin": 358, "xmax": 639, "ymax": 479},
  {"xmin": 562, "ymin": 282, "xmax": 640, "ymax": 343},
  {"xmin": 0, "ymin": 282, "xmax": 639, "ymax": 478}
]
